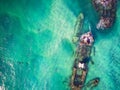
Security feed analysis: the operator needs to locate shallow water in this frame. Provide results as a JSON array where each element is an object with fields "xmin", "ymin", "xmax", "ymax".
[{"xmin": 0, "ymin": 0, "xmax": 120, "ymax": 90}]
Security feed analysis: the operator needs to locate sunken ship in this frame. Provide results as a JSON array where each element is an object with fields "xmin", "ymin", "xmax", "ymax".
[{"xmin": 71, "ymin": 31, "xmax": 94, "ymax": 90}]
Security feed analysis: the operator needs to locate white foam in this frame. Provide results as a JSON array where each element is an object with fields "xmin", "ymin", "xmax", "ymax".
[{"xmin": 0, "ymin": 86, "xmax": 5, "ymax": 90}]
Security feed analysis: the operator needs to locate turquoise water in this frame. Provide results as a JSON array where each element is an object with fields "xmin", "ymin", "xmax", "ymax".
[{"xmin": 0, "ymin": 0, "xmax": 120, "ymax": 90}]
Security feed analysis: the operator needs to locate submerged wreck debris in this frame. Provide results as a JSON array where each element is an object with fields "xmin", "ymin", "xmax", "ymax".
[
  {"xmin": 73, "ymin": 13, "xmax": 84, "ymax": 43},
  {"xmin": 86, "ymin": 77, "xmax": 100, "ymax": 87},
  {"xmin": 74, "ymin": 13, "xmax": 84, "ymax": 36},
  {"xmin": 92, "ymin": 0, "xmax": 117, "ymax": 30},
  {"xmin": 83, "ymin": 77, "xmax": 100, "ymax": 89}
]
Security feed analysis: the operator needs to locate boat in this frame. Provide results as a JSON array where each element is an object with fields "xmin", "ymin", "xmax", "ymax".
[{"xmin": 92, "ymin": 0, "xmax": 117, "ymax": 30}]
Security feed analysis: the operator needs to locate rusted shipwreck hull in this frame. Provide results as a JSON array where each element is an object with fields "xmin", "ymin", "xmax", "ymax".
[{"xmin": 71, "ymin": 31, "xmax": 94, "ymax": 90}]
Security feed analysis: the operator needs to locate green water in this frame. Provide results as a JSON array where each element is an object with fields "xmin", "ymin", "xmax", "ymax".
[{"xmin": 0, "ymin": 0, "xmax": 120, "ymax": 90}]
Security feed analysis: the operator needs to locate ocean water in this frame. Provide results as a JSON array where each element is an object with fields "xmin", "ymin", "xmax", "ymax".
[{"xmin": 0, "ymin": 0, "xmax": 120, "ymax": 90}]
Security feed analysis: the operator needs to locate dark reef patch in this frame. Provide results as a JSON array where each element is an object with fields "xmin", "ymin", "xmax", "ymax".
[
  {"xmin": 61, "ymin": 39, "xmax": 74, "ymax": 55},
  {"xmin": 0, "ymin": 13, "xmax": 23, "ymax": 33},
  {"xmin": 63, "ymin": 0, "xmax": 81, "ymax": 16},
  {"xmin": 38, "ymin": 29, "xmax": 53, "ymax": 45}
]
